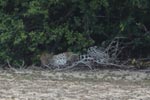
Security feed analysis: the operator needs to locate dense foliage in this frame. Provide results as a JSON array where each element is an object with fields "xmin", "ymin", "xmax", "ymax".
[{"xmin": 0, "ymin": 0, "xmax": 150, "ymax": 66}]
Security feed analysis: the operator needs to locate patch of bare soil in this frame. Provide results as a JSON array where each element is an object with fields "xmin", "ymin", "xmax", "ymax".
[{"xmin": 0, "ymin": 69, "xmax": 150, "ymax": 100}]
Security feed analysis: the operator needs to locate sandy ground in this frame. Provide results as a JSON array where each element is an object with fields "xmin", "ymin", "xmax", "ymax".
[{"xmin": 0, "ymin": 69, "xmax": 150, "ymax": 100}]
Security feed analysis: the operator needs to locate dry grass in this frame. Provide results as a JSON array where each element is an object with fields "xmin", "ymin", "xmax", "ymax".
[{"xmin": 0, "ymin": 69, "xmax": 150, "ymax": 100}]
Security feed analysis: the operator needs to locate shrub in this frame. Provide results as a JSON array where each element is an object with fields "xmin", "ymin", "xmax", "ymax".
[{"xmin": 0, "ymin": 0, "xmax": 150, "ymax": 66}]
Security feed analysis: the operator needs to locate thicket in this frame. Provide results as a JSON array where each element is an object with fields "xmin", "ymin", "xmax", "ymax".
[{"xmin": 0, "ymin": 0, "xmax": 150, "ymax": 66}]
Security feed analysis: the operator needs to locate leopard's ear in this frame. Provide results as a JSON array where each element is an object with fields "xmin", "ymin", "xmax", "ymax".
[
  {"xmin": 66, "ymin": 52, "xmax": 79, "ymax": 62},
  {"xmin": 47, "ymin": 52, "xmax": 54, "ymax": 59}
]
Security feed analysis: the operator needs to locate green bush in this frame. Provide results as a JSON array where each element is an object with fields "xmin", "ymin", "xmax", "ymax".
[{"xmin": 0, "ymin": 0, "xmax": 150, "ymax": 66}]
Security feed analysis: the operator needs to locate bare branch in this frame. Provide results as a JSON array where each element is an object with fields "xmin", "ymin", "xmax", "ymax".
[{"xmin": 6, "ymin": 59, "xmax": 17, "ymax": 72}]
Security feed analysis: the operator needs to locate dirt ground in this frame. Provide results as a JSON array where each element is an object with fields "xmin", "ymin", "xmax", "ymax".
[{"xmin": 0, "ymin": 68, "xmax": 150, "ymax": 100}]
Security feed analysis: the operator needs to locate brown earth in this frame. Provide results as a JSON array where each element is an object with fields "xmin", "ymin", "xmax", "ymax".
[{"xmin": 0, "ymin": 69, "xmax": 150, "ymax": 100}]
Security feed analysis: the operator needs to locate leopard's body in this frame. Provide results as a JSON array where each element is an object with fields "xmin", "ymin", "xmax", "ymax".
[{"xmin": 40, "ymin": 52, "xmax": 79, "ymax": 69}]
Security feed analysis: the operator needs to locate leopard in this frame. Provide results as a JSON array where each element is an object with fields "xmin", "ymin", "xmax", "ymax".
[{"xmin": 40, "ymin": 52, "xmax": 79, "ymax": 69}]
